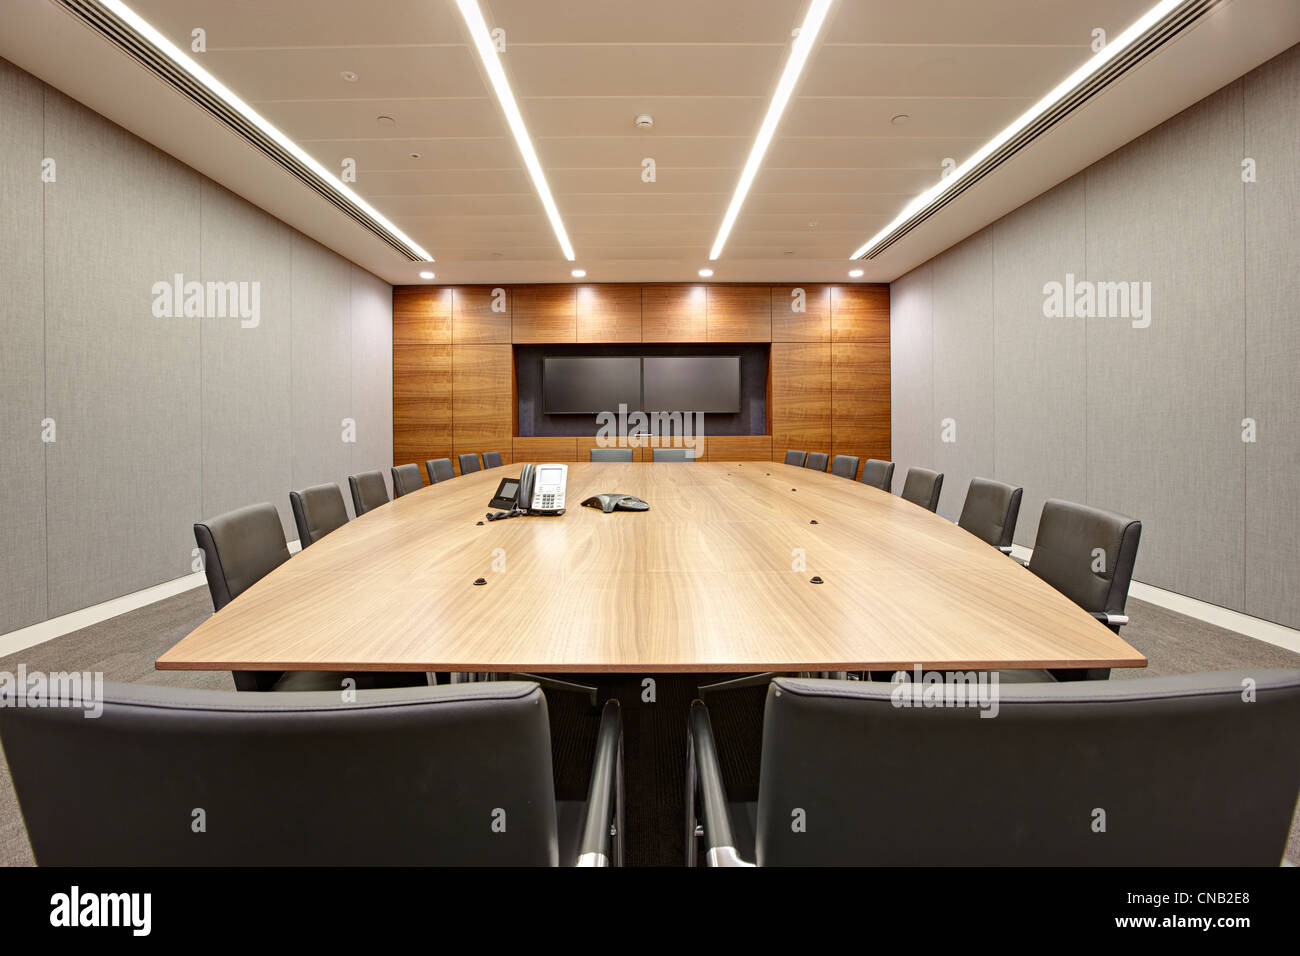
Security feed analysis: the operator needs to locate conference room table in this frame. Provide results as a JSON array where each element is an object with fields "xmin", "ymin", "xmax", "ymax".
[{"xmin": 158, "ymin": 461, "xmax": 1146, "ymax": 677}]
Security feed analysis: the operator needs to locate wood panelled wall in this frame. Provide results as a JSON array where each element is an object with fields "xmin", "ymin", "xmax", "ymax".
[{"xmin": 393, "ymin": 283, "xmax": 889, "ymax": 480}]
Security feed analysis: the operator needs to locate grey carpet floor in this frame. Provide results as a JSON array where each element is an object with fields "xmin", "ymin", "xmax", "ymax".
[{"xmin": 1, "ymin": 587, "xmax": 1297, "ymax": 866}]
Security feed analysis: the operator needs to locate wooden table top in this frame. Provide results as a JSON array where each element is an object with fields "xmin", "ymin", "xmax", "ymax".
[{"xmin": 157, "ymin": 462, "xmax": 1147, "ymax": 674}]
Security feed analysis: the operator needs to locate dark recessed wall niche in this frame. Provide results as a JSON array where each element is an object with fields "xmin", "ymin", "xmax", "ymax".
[{"xmin": 515, "ymin": 343, "xmax": 769, "ymax": 438}]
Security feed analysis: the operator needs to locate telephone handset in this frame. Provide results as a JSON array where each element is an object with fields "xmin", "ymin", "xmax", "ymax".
[{"xmin": 518, "ymin": 463, "xmax": 567, "ymax": 515}]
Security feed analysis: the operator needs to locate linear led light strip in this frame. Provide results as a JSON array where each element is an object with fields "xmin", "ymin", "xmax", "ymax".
[
  {"xmin": 849, "ymin": 0, "xmax": 1207, "ymax": 260},
  {"xmin": 709, "ymin": 0, "xmax": 834, "ymax": 261},
  {"xmin": 77, "ymin": 0, "xmax": 435, "ymax": 262},
  {"xmin": 456, "ymin": 0, "xmax": 575, "ymax": 261}
]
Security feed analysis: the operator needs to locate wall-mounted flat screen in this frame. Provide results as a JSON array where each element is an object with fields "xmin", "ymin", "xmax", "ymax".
[
  {"xmin": 542, "ymin": 356, "xmax": 642, "ymax": 414},
  {"xmin": 642, "ymin": 356, "xmax": 741, "ymax": 413}
]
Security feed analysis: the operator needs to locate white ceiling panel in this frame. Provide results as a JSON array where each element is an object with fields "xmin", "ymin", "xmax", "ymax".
[{"xmin": 3, "ymin": 0, "xmax": 1289, "ymax": 281}]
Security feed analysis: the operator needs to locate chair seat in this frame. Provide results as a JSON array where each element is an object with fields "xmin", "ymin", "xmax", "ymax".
[{"xmin": 270, "ymin": 671, "xmax": 429, "ymax": 692}]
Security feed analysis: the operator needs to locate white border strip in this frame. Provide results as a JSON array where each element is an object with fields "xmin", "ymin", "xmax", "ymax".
[
  {"xmin": 0, "ymin": 539, "xmax": 301, "ymax": 659},
  {"xmin": 1008, "ymin": 544, "xmax": 1300, "ymax": 656}
]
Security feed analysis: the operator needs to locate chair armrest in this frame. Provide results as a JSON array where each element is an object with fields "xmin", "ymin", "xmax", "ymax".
[
  {"xmin": 575, "ymin": 699, "xmax": 622, "ymax": 866},
  {"xmin": 1090, "ymin": 611, "xmax": 1129, "ymax": 628},
  {"xmin": 687, "ymin": 700, "xmax": 754, "ymax": 866}
]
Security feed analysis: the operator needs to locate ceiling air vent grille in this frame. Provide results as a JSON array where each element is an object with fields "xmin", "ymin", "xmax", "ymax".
[
  {"xmin": 53, "ymin": 0, "xmax": 423, "ymax": 262},
  {"xmin": 856, "ymin": 0, "xmax": 1223, "ymax": 260}
]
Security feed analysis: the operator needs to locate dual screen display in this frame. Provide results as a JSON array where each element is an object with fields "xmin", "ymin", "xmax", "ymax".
[{"xmin": 542, "ymin": 355, "xmax": 741, "ymax": 414}]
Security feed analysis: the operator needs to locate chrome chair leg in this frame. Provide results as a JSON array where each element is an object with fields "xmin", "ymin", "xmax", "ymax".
[{"xmin": 696, "ymin": 672, "xmax": 778, "ymax": 696}]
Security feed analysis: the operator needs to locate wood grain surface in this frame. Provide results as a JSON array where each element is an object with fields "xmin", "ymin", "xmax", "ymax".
[{"xmin": 158, "ymin": 463, "xmax": 1146, "ymax": 674}]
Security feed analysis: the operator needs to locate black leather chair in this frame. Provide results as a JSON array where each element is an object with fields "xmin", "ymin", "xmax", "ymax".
[
  {"xmin": 426, "ymin": 457, "xmax": 455, "ymax": 484},
  {"xmin": 391, "ymin": 463, "xmax": 424, "ymax": 498},
  {"xmin": 289, "ymin": 483, "xmax": 349, "ymax": 549},
  {"xmin": 804, "ymin": 452, "xmax": 829, "ymax": 472},
  {"xmin": 653, "ymin": 448, "xmax": 692, "ymax": 462},
  {"xmin": 830, "ymin": 455, "xmax": 860, "ymax": 480},
  {"xmin": 590, "ymin": 448, "xmax": 634, "ymax": 462},
  {"xmin": 194, "ymin": 503, "xmax": 423, "ymax": 693},
  {"xmin": 348, "ymin": 470, "xmax": 390, "ymax": 515},
  {"xmin": 193, "ymin": 503, "xmax": 289, "ymax": 613},
  {"xmin": 783, "ymin": 450, "xmax": 807, "ymax": 467},
  {"xmin": 900, "ymin": 466, "xmax": 943, "ymax": 512},
  {"xmin": 957, "ymin": 477, "xmax": 1022, "ymax": 553},
  {"xmin": 459, "ymin": 453, "xmax": 482, "ymax": 475},
  {"xmin": 1029, "ymin": 498, "xmax": 1143, "ymax": 636},
  {"xmin": 483, "ymin": 451, "xmax": 503, "ymax": 469},
  {"xmin": 0, "ymin": 681, "xmax": 624, "ymax": 866},
  {"xmin": 688, "ymin": 672, "xmax": 1300, "ymax": 866},
  {"xmin": 860, "ymin": 458, "xmax": 895, "ymax": 492}
]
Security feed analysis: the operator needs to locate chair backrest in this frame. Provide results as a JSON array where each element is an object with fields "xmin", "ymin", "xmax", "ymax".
[
  {"xmin": 653, "ymin": 448, "xmax": 692, "ymax": 462},
  {"xmin": 426, "ymin": 458, "xmax": 455, "ymax": 484},
  {"xmin": 348, "ymin": 470, "xmax": 390, "ymax": 515},
  {"xmin": 590, "ymin": 448, "xmax": 634, "ymax": 462},
  {"xmin": 829, "ymin": 455, "xmax": 860, "ymax": 480},
  {"xmin": 860, "ymin": 458, "xmax": 895, "ymax": 492},
  {"xmin": 193, "ymin": 503, "xmax": 290, "ymax": 612},
  {"xmin": 900, "ymin": 467, "xmax": 943, "ymax": 512},
  {"xmin": 1028, "ymin": 498, "xmax": 1142, "ymax": 623},
  {"xmin": 804, "ymin": 452, "xmax": 829, "ymax": 472},
  {"xmin": 482, "ymin": 451, "xmax": 503, "ymax": 469},
  {"xmin": 957, "ymin": 477, "xmax": 1023, "ymax": 551},
  {"xmin": 783, "ymin": 450, "xmax": 807, "ymax": 467},
  {"xmin": 391, "ymin": 463, "xmax": 424, "ymax": 498},
  {"xmin": 288, "ymin": 483, "xmax": 349, "ymax": 549},
  {"xmin": 458, "ymin": 453, "xmax": 482, "ymax": 475},
  {"xmin": 0, "ymin": 681, "xmax": 561, "ymax": 866},
  {"xmin": 751, "ymin": 672, "xmax": 1300, "ymax": 866}
]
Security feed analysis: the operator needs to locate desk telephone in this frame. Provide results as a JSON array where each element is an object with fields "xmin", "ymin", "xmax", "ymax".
[{"xmin": 487, "ymin": 463, "xmax": 567, "ymax": 519}]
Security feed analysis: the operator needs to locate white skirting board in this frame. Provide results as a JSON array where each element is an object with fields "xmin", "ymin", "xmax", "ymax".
[
  {"xmin": 1007, "ymin": 544, "xmax": 1300, "ymax": 656},
  {"xmin": 0, "ymin": 538, "xmax": 302, "ymax": 659}
]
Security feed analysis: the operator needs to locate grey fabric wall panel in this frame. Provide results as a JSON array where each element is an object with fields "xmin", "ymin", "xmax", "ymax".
[
  {"xmin": 991, "ymin": 179, "xmax": 1088, "ymax": 547},
  {"xmin": 1242, "ymin": 44, "xmax": 1300, "ymax": 625},
  {"xmin": 290, "ymin": 234, "xmax": 362, "ymax": 509},
  {"xmin": 0, "ymin": 56, "xmax": 393, "ymax": 634},
  {"xmin": 0, "ymin": 61, "xmax": 48, "ymax": 632},
  {"xmin": 930, "ymin": 232, "xmax": 995, "ymax": 522},
  {"xmin": 1083, "ymin": 83, "xmax": 1245, "ymax": 611},
  {"xmin": 198, "ymin": 181, "xmax": 295, "ymax": 541},
  {"xmin": 42, "ymin": 89, "xmax": 203, "ymax": 615},
  {"xmin": 891, "ymin": 45, "xmax": 1299, "ymax": 626},
  {"xmin": 888, "ymin": 263, "xmax": 933, "ymax": 492},
  {"xmin": 350, "ymin": 265, "xmax": 394, "ymax": 486}
]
